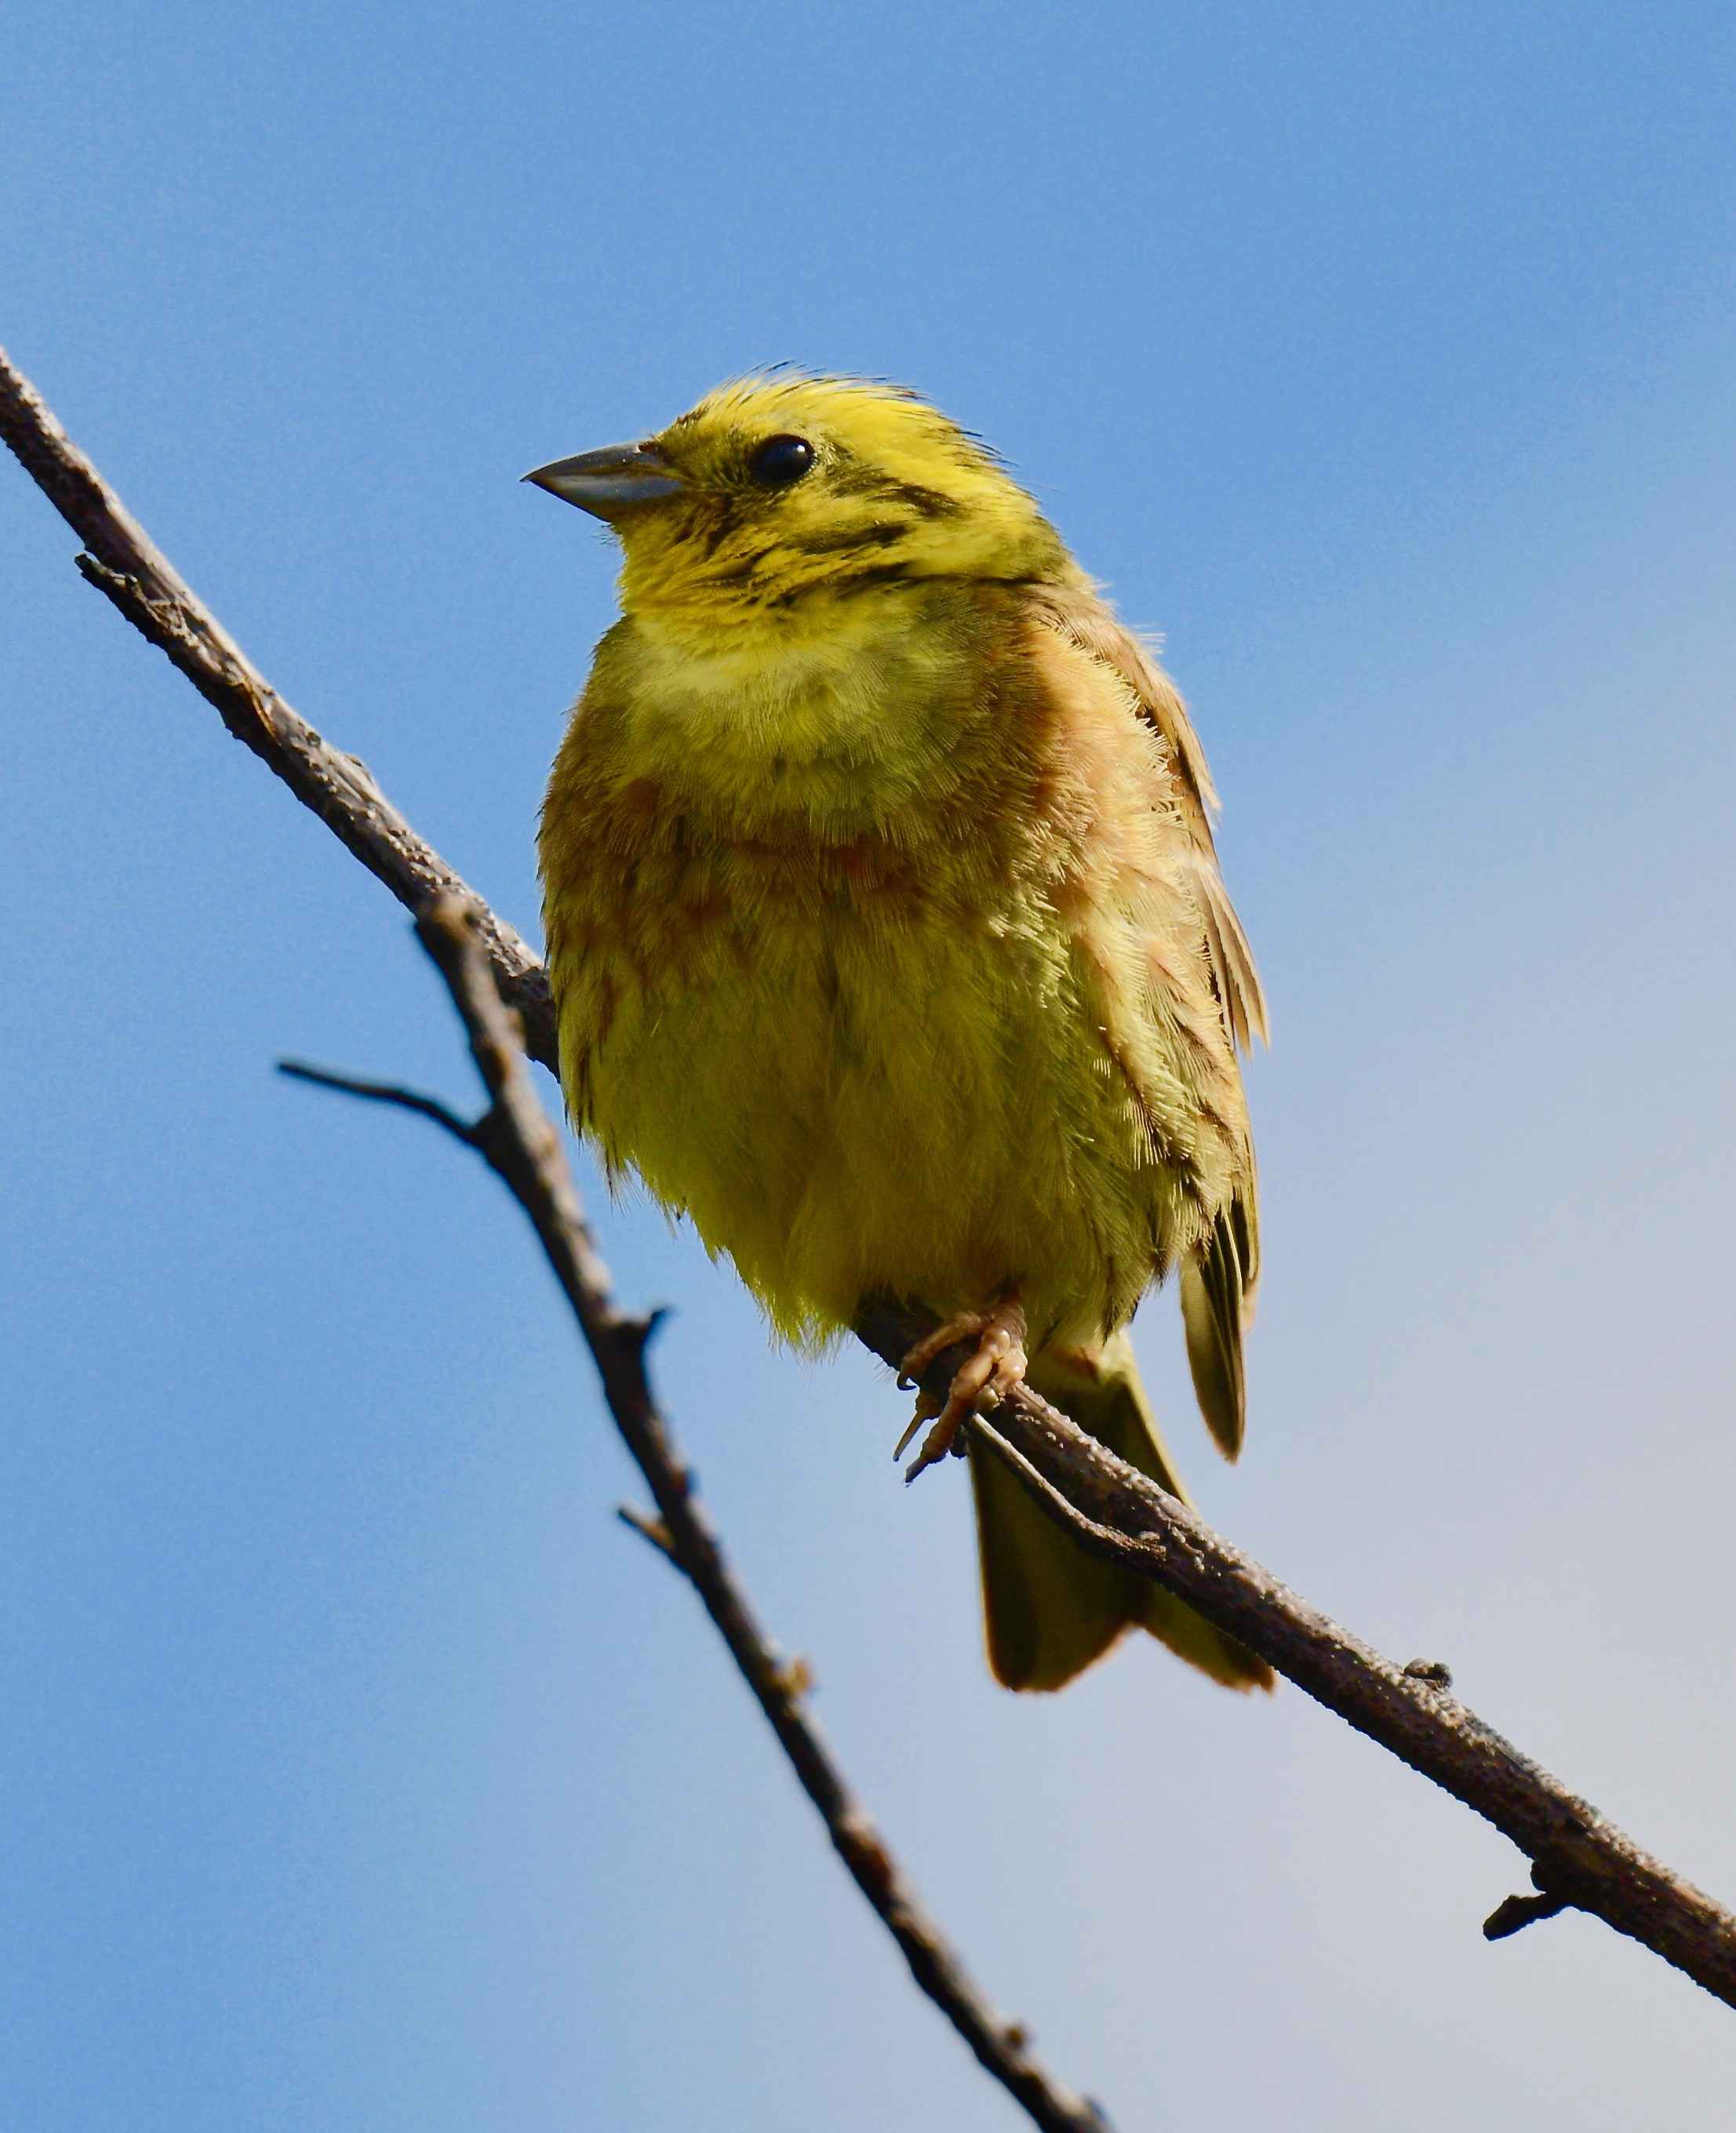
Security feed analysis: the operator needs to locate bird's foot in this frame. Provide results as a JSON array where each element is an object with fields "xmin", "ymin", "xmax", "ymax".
[{"xmin": 894, "ymin": 1294, "xmax": 1028, "ymax": 1483}]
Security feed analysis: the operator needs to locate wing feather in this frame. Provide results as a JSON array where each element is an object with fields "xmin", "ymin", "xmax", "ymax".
[
  {"xmin": 1031, "ymin": 581, "xmax": 1265, "ymax": 1456},
  {"xmin": 1032, "ymin": 584, "xmax": 1267, "ymax": 1056},
  {"xmin": 1187, "ymin": 850, "xmax": 1270, "ymax": 1052}
]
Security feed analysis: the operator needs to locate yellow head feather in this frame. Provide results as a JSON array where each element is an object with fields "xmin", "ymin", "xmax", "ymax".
[{"xmin": 609, "ymin": 374, "xmax": 1077, "ymax": 631}]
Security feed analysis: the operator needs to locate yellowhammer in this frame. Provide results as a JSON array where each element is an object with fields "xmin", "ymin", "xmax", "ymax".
[{"xmin": 530, "ymin": 375, "xmax": 1272, "ymax": 1694}]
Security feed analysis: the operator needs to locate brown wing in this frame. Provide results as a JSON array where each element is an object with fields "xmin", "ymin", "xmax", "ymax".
[
  {"xmin": 1033, "ymin": 583, "xmax": 1268, "ymax": 1053},
  {"xmin": 1032, "ymin": 581, "xmax": 1265, "ymax": 1459}
]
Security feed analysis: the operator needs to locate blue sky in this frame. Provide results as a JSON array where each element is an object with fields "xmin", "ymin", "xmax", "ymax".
[{"xmin": 4, "ymin": 3, "xmax": 1735, "ymax": 2128}]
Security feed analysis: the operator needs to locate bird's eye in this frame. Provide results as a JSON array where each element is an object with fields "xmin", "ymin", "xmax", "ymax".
[{"xmin": 748, "ymin": 434, "xmax": 816, "ymax": 489}]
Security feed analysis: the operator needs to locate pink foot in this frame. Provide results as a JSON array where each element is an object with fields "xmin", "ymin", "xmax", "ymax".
[{"xmin": 894, "ymin": 1294, "xmax": 1028, "ymax": 1483}]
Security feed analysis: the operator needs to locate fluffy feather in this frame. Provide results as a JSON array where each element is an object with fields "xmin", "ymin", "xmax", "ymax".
[{"xmin": 538, "ymin": 375, "xmax": 1267, "ymax": 1691}]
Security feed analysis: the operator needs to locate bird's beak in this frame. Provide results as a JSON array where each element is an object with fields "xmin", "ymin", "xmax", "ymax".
[{"xmin": 522, "ymin": 440, "xmax": 686, "ymax": 517}]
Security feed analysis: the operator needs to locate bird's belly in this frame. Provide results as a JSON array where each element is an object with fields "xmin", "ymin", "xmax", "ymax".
[{"xmin": 573, "ymin": 895, "xmax": 1165, "ymax": 1349}]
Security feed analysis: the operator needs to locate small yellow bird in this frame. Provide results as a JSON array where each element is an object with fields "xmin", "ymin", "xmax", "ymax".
[{"xmin": 530, "ymin": 376, "xmax": 1272, "ymax": 1693}]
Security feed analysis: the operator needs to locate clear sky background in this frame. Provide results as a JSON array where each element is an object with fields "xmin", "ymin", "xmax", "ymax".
[{"xmin": 4, "ymin": 4, "xmax": 1735, "ymax": 2128}]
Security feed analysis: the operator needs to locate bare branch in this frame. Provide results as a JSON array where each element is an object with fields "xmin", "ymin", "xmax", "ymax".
[
  {"xmin": 278, "ymin": 1059, "xmax": 480, "ymax": 1142},
  {"xmin": 8, "ymin": 343, "xmax": 1736, "ymax": 2014},
  {"xmin": 296, "ymin": 897, "xmax": 1112, "ymax": 2133},
  {"xmin": 616, "ymin": 1503, "xmax": 679, "ymax": 1560},
  {"xmin": 1484, "ymin": 1880, "xmax": 1570, "ymax": 1942},
  {"xmin": 912, "ymin": 1400, "xmax": 1736, "ymax": 2007},
  {"xmin": 0, "ymin": 344, "xmax": 555, "ymax": 1065}
]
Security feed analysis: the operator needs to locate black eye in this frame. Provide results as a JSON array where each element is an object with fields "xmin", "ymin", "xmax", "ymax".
[{"xmin": 748, "ymin": 434, "xmax": 816, "ymax": 488}]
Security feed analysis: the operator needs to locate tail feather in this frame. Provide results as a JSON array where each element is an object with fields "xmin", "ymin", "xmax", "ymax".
[
  {"xmin": 1179, "ymin": 1201, "xmax": 1254, "ymax": 1461},
  {"xmin": 970, "ymin": 1331, "xmax": 1272, "ymax": 1694}
]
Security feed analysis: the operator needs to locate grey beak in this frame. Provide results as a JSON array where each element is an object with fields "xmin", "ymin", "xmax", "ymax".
[{"xmin": 522, "ymin": 440, "xmax": 686, "ymax": 515}]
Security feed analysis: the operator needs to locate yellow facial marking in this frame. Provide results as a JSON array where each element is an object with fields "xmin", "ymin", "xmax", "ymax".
[{"xmin": 609, "ymin": 374, "xmax": 1077, "ymax": 639}]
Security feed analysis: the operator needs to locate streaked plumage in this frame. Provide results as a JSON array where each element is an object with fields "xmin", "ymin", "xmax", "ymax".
[{"xmin": 533, "ymin": 375, "xmax": 1271, "ymax": 1691}]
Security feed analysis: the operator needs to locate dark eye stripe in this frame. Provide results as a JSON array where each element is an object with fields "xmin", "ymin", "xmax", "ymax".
[
  {"xmin": 884, "ymin": 480, "xmax": 961, "ymax": 519},
  {"xmin": 829, "ymin": 468, "xmax": 959, "ymax": 517},
  {"xmin": 792, "ymin": 521, "xmax": 911, "ymax": 556}
]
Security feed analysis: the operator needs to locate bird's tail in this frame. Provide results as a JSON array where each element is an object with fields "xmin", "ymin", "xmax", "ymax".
[{"xmin": 968, "ymin": 1330, "xmax": 1273, "ymax": 1693}]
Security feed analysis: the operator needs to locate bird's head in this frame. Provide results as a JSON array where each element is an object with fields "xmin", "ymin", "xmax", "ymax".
[{"xmin": 525, "ymin": 374, "xmax": 1075, "ymax": 641}]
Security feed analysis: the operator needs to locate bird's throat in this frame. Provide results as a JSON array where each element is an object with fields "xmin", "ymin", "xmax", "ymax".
[{"xmin": 602, "ymin": 583, "xmax": 996, "ymax": 832}]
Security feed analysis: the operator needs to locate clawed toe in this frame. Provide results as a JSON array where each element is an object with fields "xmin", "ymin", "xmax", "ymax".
[
  {"xmin": 892, "ymin": 1390, "xmax": 942, "ymax": 1461},
  {"xmin": 897, "ymin": 1312, "xmax": 984, "ymax": 1390},
  {"xmin": 895, "ymin": 1294, "xmax": 1028, "ymax": 1483}
]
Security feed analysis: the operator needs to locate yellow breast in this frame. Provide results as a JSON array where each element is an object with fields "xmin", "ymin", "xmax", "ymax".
[{"xmin": 540, "ymin": 580, "xmax": 1243, "ymax": 1355}]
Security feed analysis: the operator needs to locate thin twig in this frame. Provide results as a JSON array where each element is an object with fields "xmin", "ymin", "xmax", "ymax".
[
  {"xmin": 616, "ymin": 1503, "xmax": 679, "ymax": 1560},
  {"xmin": 909, "ymin": 1402, "xmax": 1736, "ymax": 2006},
  {"xmin": 8, "ymin": 343, "xmax": 1736, "ymax": 2011},
  {"xmin": 1483, "ymin": 1880, "xmax": 1570, "ymax": 1942},
  {"xmin": 278, "ymin": 1060, "xmax": 480, "ymax": 1141},
  {"xmin": 0, "ymin": 344, "xmax": 555, "ymax": 1064},
  {"xmin": 284, "ymin": 900, "xmax": 1112, "ymax": 2133}
]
